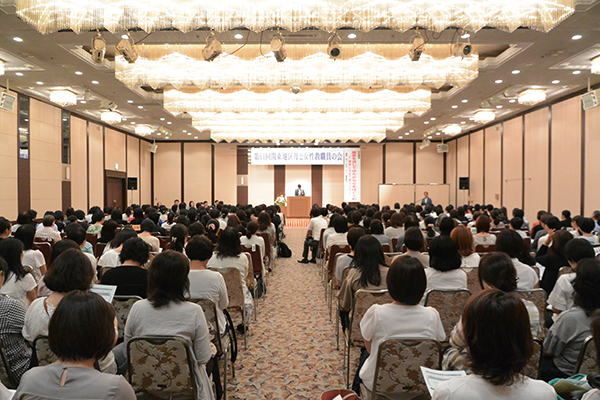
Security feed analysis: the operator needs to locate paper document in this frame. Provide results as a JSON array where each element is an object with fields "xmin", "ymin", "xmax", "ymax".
[
  {"xmin": 90, "ymin": 284, "xmax": 118, "ymax": 303},
  {"xmin": 420, "ymin": 366, "xmax": 467, "ymax": 396}
]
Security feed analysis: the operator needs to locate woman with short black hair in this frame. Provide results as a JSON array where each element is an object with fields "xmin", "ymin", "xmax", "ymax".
[
  {"xmin": 433, "ymin": 290, "xmax": 555, "ymax": 400},
  {"xmin": 100, "ymin": 237, "xmax": 150, "ymax": 299},
  {"xmin": 426, "ymin": 235, "xmax": 467, "ymax": 293},
  {"xmin": 14, "ymin": 291, "xmax": 135, "ymax": 400},
  {"xmin": 0, "ymin": 238, "xmax": 36, "ymax": 306},
  {"xmin": 14, "ymin": 224, "xmax": 46, "ymax": 283},
  {"xmin": 496, "ymin": 230, "xmax": 539, "ymax": 290},
  {"xmin": 169, "ymin": 223, "xmax": 188, "ymax": 254}
]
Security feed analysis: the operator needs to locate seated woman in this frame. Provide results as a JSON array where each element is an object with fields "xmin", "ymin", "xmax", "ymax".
[
  {"xmin": 86, "ymin": 209, "xmax": 105, "ymax": 236},
  {"xmin": 472, "ymin": 214, "xmax": 497, "ymax": 246},
  {"xmin": 536, "ymin": 229, "xmax": 572, "ymax": 295},
  {"xmin": 207, "ymin": 228, "xmax": 253, "ymax": 328},
  {"xmin": 542, "ymin": 258, "xmax": 600, "ymax": 381},
  {"xmin": 450, "ymin": 225, "xmax": 480, "ymax": 269},
  {"xmin": 257, "ymin": 211, "xmax": 276, "ymax": 258},
  {"xmin": 433, "ymin": 290, "xmax": 555, "ymax": 400},
  {"xmin": 383, "ymin": 212, "xmax": 404, "ymax": 239},
  {"xmin": 14, "ymin": 291, "xmax": 135, "ymax": 400},
  {"xmin": 0, "ymin": 238, "xmax": 37, "ymax": 306},
  {"xmin": 443, "ymin": 252, "xmax": 541, "ymax": 371},
  {"xmin": 121, "ymin": 251, "xmax": 216, "ymax": 400},
  {"xmin": 100, "ymin": 237, "xmax": 150, "ymax": 299},
  {"xmin": 97, "ymin": 220, "xmax": 118, "ymax": 247},
  {"xmin": 0, "ymin": 256, "xmax": 32, "ymax": 384},
  {"xmin": 169, "ymin": 223, "xmax": 188, "ymax": 254},
  {"xmin": 581, "ymin": 315, "xmax": 600, "ymax": 400},
  {"xmin": 496, "ymin": 230, "xmax": 539, "ymax": 290},
  {"xmin": 97, "ymin": 228, "xmax": 139, "ymax": 271},
  {"xmin": 425, "ymin": 236, "xmax": 467, "ymax": 294},
  {"xmin": 400, "ymin": 227, "xmax": 429, "ymax": 268},
  {"xmin": 14, "ymin": 225, "xmax": 46, "ymax": 284},
  {"xmin": 357, "ymin": 256, "xmax": 445, "ymax": 394},
  {"xmin": 339, "ymin": 236, "xmax": 389, "ymax": 328},
  {"xmin": 369, "ymin": 220, "xmax": 392, "ymax": 249},
  {"xmin": 240, "ymin": 221, "xmax": 266, "ymax": 277}
]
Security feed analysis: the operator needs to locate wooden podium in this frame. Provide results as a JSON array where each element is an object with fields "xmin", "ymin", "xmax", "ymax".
[{"xmin": 287, "ymin": 196, "xmax": 312, "ymax": 218}]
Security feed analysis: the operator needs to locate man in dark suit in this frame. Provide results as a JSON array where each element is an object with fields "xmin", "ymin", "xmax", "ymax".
[
  {"xmin": 421, "ymin": 191, "xmax": 433, "ymax": 206},
  {"xmin": 295, "ymin": 184, "xmax": 305, "ymax": 196}
]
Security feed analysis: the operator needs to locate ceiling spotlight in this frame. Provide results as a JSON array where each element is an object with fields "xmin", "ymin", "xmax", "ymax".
[
  {"xmin": 495, "ymin": 79, "xmax": 503, "ymax": 84},
  {"xmin": 202, "ymin": 33, "xmax": 222, "ymax": 62},
  {"xmin": 100, "ymin": 111, "xmax": 121, "ymax": 124},
  {"xmin": 552, "ymin": 80, "xmax": 561, "ymax": 84},
  {"xmin": 418, "ymin": 138, "xmax": 431, "ymax": 150},
  {"xmin": 512, "ymin": 70, "xmax": 520, "ymax": 74},
  {"xmin": 461, "ymin": 99, "xmax": 468, "ymax": 103},
  {"xmin": 135, "ymin": 125, "xmax": 153, "ymax": 136},
  {"xmin": 49, "ymin": 90, "xmax": 77, "ymax": 106},
  {"xmin": 451, "ymin": 105, "xmax": 458, "ymax": 109},
  {"xmin": 509, "ymin": 99, "xmax": 516, "ymax": 103},
  {"xmin": 474, "ymin": 109, "xmax": 495, "ymax": 123},
  {"xmin": 573, "ymin": 70, "xmax": 582, "ymax": 75},
  {"xmin": 409, "ymin": 30, "xmax": 426, "ymax": 62},
  {"xmin": 451, "ymin": 43, "xmax": 472, "ymax": 58},
  {"xmin": 424, "ymin": 121, "xmax": 430, "ymax": 124},
  {"xmin": 91, "ymin": 33, "xmax": 106, "ymax": 64},
  {"xmin": 15, "ymin": 72, "xmax": 24, "ymax": 76},
  {"xmin": 75, "ymin": 71, "xmax": 83, "ymax": 75},
  {"xmin": 430, "ymin": 117, "xmax": 436, "ymax": 121},
  {"xmin": 572, "ymin": 34, "xmax": 583, "ymax": 40},
  {"xmin": 327, "ymin": 33, "xmax": 342, "ymax": 59},
  {"xmin": 91, "ymin": 80, "xmax": 99, "ymax": 85},
  {"xmin": 127, "ymin": 100, "xmax": 133, "ymax": 103},
  {"xmin": 116, "ymin": 35, "xmax": 138, "ymax": 63},
  {"xmin": 496, "ymin": 105, "xmax": 503, "ymax": 108},
  {"xmin": 347, "ymin": 33, "xmax": 357, "ymax": 39},
  {"xmin": 270, "ymin": 33, "xmax": 287, "ymax": 62},
  {"xmin": 592, "ymin": 56, "xmax": 600, "ymax": 75},
  {"xmin": 35, "ymin": 81, "xmax": 43, "ymax": 85},
  {"xmin": 443, "ymin": 124, "xmax": 462, "ymax": 136},
  {"xmin": 160, "ymin": 117, "xmax": 165, "ymax": 121},
  {"xmin": 13, "ymin": 37, "xmax": 23, "ymax": 42},
  {"xmin": 518, "ymin": 89, "xmax": 546, "ymax": 105},
  {"xmin": 234, "ymin": 33, "xmax": 244, "ymax": 39}
]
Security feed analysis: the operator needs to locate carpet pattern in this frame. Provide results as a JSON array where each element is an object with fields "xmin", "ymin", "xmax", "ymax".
[{"xmin": 226, "ymin": 227, "xmax": 358, "ymax": 399}]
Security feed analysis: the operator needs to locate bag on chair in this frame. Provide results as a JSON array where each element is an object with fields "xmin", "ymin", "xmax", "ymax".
[
  {"xmin": 319, "ymin": 389, "xmax": 360, "ymax": 400},
  {"xmin": 278, "ymin": 242, "xmax": 292, "ymax": 258}
]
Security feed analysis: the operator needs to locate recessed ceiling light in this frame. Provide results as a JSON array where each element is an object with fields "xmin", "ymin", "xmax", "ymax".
[
  {"xmin": 409, "ymin": 130, "xmax": 414, "ymax": 133},
  {"xmin": 496, "ymin": 105, "xmax": 503, "ymax": 109},
  {"xmin": 572, "ymin": 34, "xmax": 583, "ymax": 40},
  {"xmin": 234, "ymin": 33, "xmax": 244, "ymax": 39},
  {"xmin": 495, "ymin": 79, "xmax": 503, "ymax": 84},
  {"xmin": 573, "ymin": 70, "xmax": 581, "ymax": 75},
  {"xmin": 137, "ymin": 105, "xmax": 143, "ymax": 109},
  {"xmin": 348, "ymin": 33, "xmax": 357, "ymax": 39},
  {"xmin": 461, "ymin": 33, "xmax": 471, "ymax": 39},
  {"xmin": 398, "ymin": 136, "xmax": 403, "ymax": 139},
  {"xmin": 461, "ymin": 121, "xmax": 466, "ymax": 124},
  {"xmin": 436, "ymin": 132, "xmax": 440, "ymax": 135},
  {"xmin": 15, "ymin": 72, "xmax": 24, "ymax": 76},
  {"xmin": 187, "ymin": 132, "xmax": 192, "ymax": 135},
  {"xmin": 13, "ymin": 37, "xmax": 23, "ymax": 42},
  {"xmin": 167, "ymin": 121, "xmax": 172, "ymax": 124},
  {"xmin": 512, "ymin": 70, "xmax": 520, "ymax": 74},
  {"xmin": 160, "ymin": 118, "xmax": 165, "ymax": 121},
  {"xmin": 183, "ymin": 130, "xmax": 187, "ymax": 133},
  {"xmin": 194, "ymin": 136, "xmax": 198, "ymax": 139},
  {"xmin": 461, "ymin": 99, "xmax": 468, "ymax": 103},
  {"xmin": 121, "ymin": 34, "xmax": 129, "ymax": 39},
  {"xmin": 424, "ymin": 121, "xmax": 430, "ymax": 124},
  {"xmin": 552, "ymin": 80, "xmax": 560, "ymax": 84},
  {"xmin": 157, "ymin": 132, "xmax": 161, "ymax": 135},
  {"xmin": 451, "ymin": 105, "xmax": 458, "ymax": 109},
  {"xmin": 80, "ymin": 100, "xmax": 86, "ymax": 104},
  {"xmin": 91, "ymin": 80, "xmax": 99, "ymax": 84},
  {"xmin": 75, "ymin": 71, "xmax": 83, "ymax": 75},
  {"xmin": 509, "ymin": 99, "xmax": 516, "ymax": 103},
  {"xmin": 35, "ymin": 81, "xmax": 43, "ymax": 85},
  {"xmin": 428, "ymin": 136, "xmax": 433, "ymax": 139},
  {"xmin": 130, "ymin": 122, "xmax": 136, "ymax": 124},
  {"xmin": 430, "ymin": 117, "xmax": 436, "ymax": 120},
  {"xmin": 127, "ymin": 100, "xmax": 133, "ymax": 103}
]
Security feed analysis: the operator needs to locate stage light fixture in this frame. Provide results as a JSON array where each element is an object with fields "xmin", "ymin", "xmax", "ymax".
[
  {"xmin": 202, "ymin": 34, "xmax": 222, "ymax": 62},
  {"xmin": 91, "ymin": 33, "xmax": 106, "ymax": 64},
  {"xmin": 270, "ymin": 33, "xmax": 286, "ymax": 62},
  {"xmin": 452, "ymin": 43, "xmax": 472, "ymax": 58},
  {"xmin": 409, "ymin": 30, "xmax": 426, "ymax": 61},
  {"xmin": 116, "ymin": 35, "xmax": 138, "ymax": 63},
  {"xmin": 327, "ymin": 33, "xmax": 342, "ymax": 59}
]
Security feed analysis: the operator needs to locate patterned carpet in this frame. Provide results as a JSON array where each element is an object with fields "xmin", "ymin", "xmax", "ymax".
[{"xmin": 227, "ymin": 227, "xmax": 354, "ymax": 399}]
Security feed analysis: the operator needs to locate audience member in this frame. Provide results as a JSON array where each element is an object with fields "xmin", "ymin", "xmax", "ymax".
[
  {"xmin": 536, "ymin": 229, "xmax": 573, "ymax": 294},
  {"xmin": 450, "ymin": 225, "xmax": 480, "ymax": 269},
  {"xmin": 496, "ymin": 230, "xmax": 539, "ymax": 290},
  {"xmin": 0, "ymin": 238, "xmax": 36, "ymax": 306},
  {"xmin": 34, "ymin": 215, "xmax": 61, "ymax": 243},
  {"xmin": 14, "ymin": 225, "xmax": 46, "ymax": 283},
  {"xmin": 473, "ymin": 215, "xmax": 496, "ymax": 246},
  {"xmin": 425, "ymin": 235, "xmax": 467, "ymax": 294}
]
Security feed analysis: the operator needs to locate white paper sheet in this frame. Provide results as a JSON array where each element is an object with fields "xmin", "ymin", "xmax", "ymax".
[{"xmin": 420, "ymin": 366, "xmax": 467, "ymax": 396}]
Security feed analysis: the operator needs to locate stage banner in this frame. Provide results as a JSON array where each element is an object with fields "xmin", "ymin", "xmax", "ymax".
[
  {"xmin": 344, "ymin": 148, "xmax": 361, "ymax": 202},
  {"xmin": 250, "ymin": 147, "xmax": 345, "ymax": 165}
]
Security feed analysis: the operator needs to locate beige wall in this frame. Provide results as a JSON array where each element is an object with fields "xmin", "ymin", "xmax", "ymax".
[
  {"xmin": 502, "ymin": 117, "xmax": 523, "ymax": 213},
  {"xmin": 70, "ymin": 117, "xmax": 88, "ymax": 211},
  {"xmin": 88, "ymin": 123, "xmax": 104, "ymax": 208},
  {"xmin": 361, "ymin": 145, "xmax": 383, "ymax": 204},
  {"xmin": 285, "ymin": 165, "xmax": 311, "ymax": 198},
  {"xmin": 385, "ymin": 143, "xmax": 413, "ymax": 184},
  {"xmin": 415, "ymin": 142, "xmax": 444, "ymax": 184},
  {"xmin": 248, "ymin": 164, "xmax": 274, "ymax": 205},
  {"xmin": 456, "ymin": 136, "xmax": 469, "ymax": 206},
  {"xmin": 153, "ymin": 142, "xmax": 182, "ymax": 205},
  {"xmin": 104, "ymin": 128, "xmax": 126, "ymax": 172},
  {"xmin": 0, "ymin": 90, "xmax": 18, "ymax": 218},
  {"xmin": 469, "ymin": 130, "xmax": 484, "ymax": 205},
  {"xmin": 29, "ymin": 99, "xmax": 62, "ymax": 212},
  {"xmin": 140, "ymin": 141, "xmax": 152, "ymax": 205},
  {"xmin": 584, "ymin": 105, "xmax": 600, "ymax": 216},
  {"xmin": 127, "ymin": 136, "xmax": 140, "ymax": 206},
  {"xmin": 183, "ymin": 143, "xmax": 212, "ymax": 203},
  {"xmin": 523, "ymin": 108, "xmax": 549, "ymax": 224},
  {"xmin": 446, "ymin": 140, "xmax": 457, "ymax": 207},
  {"xmin": 214, "ymin": 145, "xmax": 237, "ymax": 204},
  {"xmin": 484, "ymin": 125, "xmax": 502, "ymax": 205},
  {"xmin": 322, "ymin": 165, "xmax": 344, "ymax": 206}
]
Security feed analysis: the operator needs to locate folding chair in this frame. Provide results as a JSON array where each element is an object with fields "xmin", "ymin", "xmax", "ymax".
[
  {"xmin": 94, "ymin": 242, "xmax": 106, "ymax": 259},
  {"xmin": 423, "ymin": 289, "xmax": 472, "ymax": 340},
  {"xmin": 86, "ymin": 233, "xmax": 98, "ymax": 247},
  {"xmin": 515, "ymin": 288, "xmax": 547, "ymax": 339},
  {"xmin": 325, "ymin": 245, "xmax": 351, "ymax": 299},
  {"xmin": 241, "ymin": 252, "xmax": 258, "ymax": 320},
  {"xmin": 112, "ymin": 295, "xmax": 143, "ymax": 341},
  {"xmin": 33, "ymin": 241, "xmax": 52, "ymax": 267},
  {"xmin": 33, "ymin": 336, "xmax": 58, "ymax": 366},
  {"xmin": 464, "ymin": 267, "xmax": 482, "ymax": 296},
  {"xmin": 258, "ymin": 233, "xmax": 274, "ymax": 271},
  {"xmin": 523, "ymin": 339, "xmax": 543, "ymax": 379},
  {"xmin": 475, "ymin": 244, "xmax": 496, "ymax": 253},
  {"xmin": 211, "ymin": 267, "xmax": 250, "ymax": 349},
  {"xmin": 574, "ymin": 336, "xmax": 598, "ymax": 375},
  {"xmin": 0, "ymin": 339, "xmax": 17, "ymax": 389}
]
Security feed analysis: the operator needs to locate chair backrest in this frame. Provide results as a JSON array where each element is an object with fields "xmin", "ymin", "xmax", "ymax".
[
  {"xmin": 523, "ymin": 237, "xmax": 531, "ymax": 252},
  {"xmin": 34, "ymin": 236, "xmax": 54, "ymax": 247},
  {"xmin": 574, "ymin": 336, "xmax": 599, "ymax": 375},
  {"xmin": 0, "ymin": 339, "xmax": 17, "ymax": 389},
  {"xmin": 424, "ymin": 289, "xmax": 472, "ymax": 339},
  {"xmin": 112, "ymin": 295, "xmax": 143, "ymax": 340},
  {"xmin": 327, "ymin": 245, "xmax": 351, "ymax": 280},
  {"xmin": 191, "ymin": 298, "xmax": 225, "ymax": 355},
  {"xmin": 391, "ymin": 237, "xmax": 398, "ymax": 252},
  {"xmin": 94, "ymin": 242, "xmax": 106, "ymax": 259},
  {"xmin": 33, "ymin": 336, "xmax": 58, "ymax": 366},
  {"xmin": 464, "ymin": 267, "xmax": 482, "ymax": 296},
  {"xmin": 522, "ymin": 339, "xmax": 543, "ymax": 379},
  {"xmin": 372, "ymin": 338, "xmax": 442, "ymax": 398},
  {"xmin": 381, "ymin": 243, "xmax": 391, "ymax": 253},
  {"xmin": 86, "ymin": 233, "xmax": 97, "ymax": 247},
  {"xmin": 157, "ymin": 236, "xmax": 170, "ymax": 251},
  {"xmin": 258, "ymin": 233, "xmax": 272, "ymax": 255},
  {"xmin": 241, "ymin": 245, "xmax": 263, "ymax": 277},
  {"xmin": 318, "ymin": 228, "xmax": 326, "ymax": 256},
  {"xmin": 515, "ymin": 289, "xmax": 546, "ymax": 336},
  {"xmin": 211, "ymin": 267, "xmax": 244, "ymax": 310},
  {"xmin": 242, "ymin": 252, "xmax": 255, "ymax": 289},
  {"xmin": 350, "ymin": 289, "xmax": 393, "ymax": 346},
  {"xmin": 475, "ymin": 244, "xmax": 496, "ymax": 253},
  {"xmin": 127, "ymin": 336, "xmax": 197, "ymax": 396},
  {"xmin": 33, "ymin": 241, "xmax": 52, "ymax": 266}
]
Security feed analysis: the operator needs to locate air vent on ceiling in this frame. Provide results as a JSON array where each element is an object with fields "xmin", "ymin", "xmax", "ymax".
[
  {"xmin": 581, "ymin": 89, "xmax": 599, "ymax": 111},
  {"xmin": 0, "ymin": 92, "xmax": 17, "ymax": 112}
]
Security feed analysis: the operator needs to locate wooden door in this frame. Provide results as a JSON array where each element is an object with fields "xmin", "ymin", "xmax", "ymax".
[{"xmin": 106, "ymin": 177, "xmax": 126, "ymax": 210}]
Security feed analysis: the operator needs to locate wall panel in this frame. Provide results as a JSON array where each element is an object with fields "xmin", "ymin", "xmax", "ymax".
[
  {"xmin": 153, "ymin": 142, "xmax": 182, "ymax": 205},
  {"xmin": 104, "ymin": 128, "xmax": 126, "ymax": 172},
  {"xmin": 385, "ymin": 143, "xmax": 413, "ymax": 184},
  {"xmin": 88, "ymin": 123, "xmax": 104, "ymax": 208},
  {"xmin": 446, "ymin": 140, "xmax": 457, "ymax": 205},
  {"xmin": 248, "ymin": 164, "xmax": 275, "ymax": 205},
  {"xmin": 214, "ymin": 145, "xmax": 237, "ymax": 204},
  {"xmin": 322, "ymin": 165, "xmax": 344, "ymax": 207},
  {"xmin": 585, "ymin": 105, "xmax": 600, "ymax": 216},
  {"xmin": 183, "ymin": 143, "xmax": 212, "ymax": 203},
  {"xmin": 551, "ymin": 97, "xmax": 581, "ymax": 216},
  {"xmin": 523, "ymin": 108, "xmax": 549, "ymax": 224},
  {"xmin": 456, "ymin": 136, "xmax": 469, "ymax": 206},
  {"xmin": 361, "ymin": 145, "xmax": 383, "ymax": 204},
  {"xmin": 502, "ymin": 117, "xmax": 524, "ymax": 213},
  {"xmin": 415, "ymin": 143, "xmax": 444, "ymax": 185},
  {"xmin": 126, "ymin": 136, "xmax": 140, "ymax": 206},
  {"xmin": 285, "ymin": 165, "xmax": 312, "ymax": 198},
  {"xmin": 469, "ymin": 130, "xmax": 484, "ymax": 205},
  {"xmin": 70, "ymin": 117, "xmax": 88, "ymax": 211},
  {"xmin": 140, "ymin": 141, "xmax": 152, "ymax": 205},
  {"xmin": 0, "ymin": 90, "xmax": 18, "ymax": 218},
  {"xmin": 484, "ymin": 125, "xmax": 502, "ymax": 205},
  {"xmin": 29, "ymin": 99, "xmax": 62, "ymax": 212}
]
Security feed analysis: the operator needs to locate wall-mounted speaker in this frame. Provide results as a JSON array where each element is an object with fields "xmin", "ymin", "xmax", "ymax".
[
  {"xmin": 459, "ymin": 177, "xmax": 470, "ymax": 190},
  {"xmin": 127, "ymin": 177, "xmax": 138, "ymax": 190}
]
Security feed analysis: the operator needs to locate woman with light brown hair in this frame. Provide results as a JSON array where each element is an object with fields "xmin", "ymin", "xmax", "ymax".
[
  {"xmin": 473, "ymin": 214, "xmax": 496, "ymax": 246},
  {"xmin": 451, "ymin": 225, "xmax": 480, "ymax": 269}
]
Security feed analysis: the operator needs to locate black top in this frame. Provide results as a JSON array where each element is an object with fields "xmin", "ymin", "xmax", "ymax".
[
  {"xmin": 100, "ymin": 265, "xmax": 148, "ymax": 299},
  {"xmin": 536, "ymin": 244, "xmax": 569, "ymax": 295}
]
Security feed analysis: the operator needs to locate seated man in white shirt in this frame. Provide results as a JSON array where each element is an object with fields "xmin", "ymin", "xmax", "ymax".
[
  {"xmin": 34, "ymin": 214, "xmax": 62, "ymax": 243},
  {"xmin": 574, "ymin": 217, "xmax": 599, "ymax": 245},
  {"xmin": 298, "ymin": 207, "xmax": 328, "ymax": 264},
  {"xmin": 510, "ymin": 217, "xmax": 529, "ymax": 239},
  {"xmin": 334, "ymin": 227, "xmax": 365, "ymax": 287},
  {"xmin": 548, "ymin": 239, "xmax": 596, "ymax": 320}
]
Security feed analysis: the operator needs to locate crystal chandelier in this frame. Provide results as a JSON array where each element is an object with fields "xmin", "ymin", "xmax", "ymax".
[
  {"xmin": 116, "ymin": 51, "xmax": 479, "ymax": 91},
  {"xmin": 164, "ymin": 89, "xmax": 431, "ymax": 114},
  {"xmin": 518, "ymin": 89, "xmax": 546, "ymax": 106},
  {"xmin": 49, "ymin": 90, "xmax": 78, "ymax": 106},
  {"xmin": 592, "ymin": 56, "xmax": 600, "ymax": 75},
  {"xmin": 100, "ymin": 111, "xmax": 122, "ymax": 124},
  {"xmin": 442, "ymin": 124, "xmax": 462, "ymax": 136},
  {"xmin": 206, "ymin": 126, "xmax": 388, "ymax": 144},
  {"xmin": 16, "ymin": 0, "xmax": 575, "ymax": 34},
  {"xmin": 135, "ymin": 125, "xmax": 153, "ymax": 136},
  {"xmin": 473, "ymin": 110, "xmax": 495, "ymax": 124}
]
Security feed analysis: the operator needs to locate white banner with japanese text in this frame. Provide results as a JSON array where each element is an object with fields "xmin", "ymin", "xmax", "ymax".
[
  {"xmin": 250, "ymin": 147, "xmax": 345, "ymax": 165},
  {"xmin": 344, "ymin": 148, "xmax": 361, "ymax": 202}
]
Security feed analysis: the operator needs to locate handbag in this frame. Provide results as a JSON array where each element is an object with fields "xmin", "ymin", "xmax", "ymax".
[{"xmin": 319, "ymin": 389, "xmax": 360, "ymax": 400}]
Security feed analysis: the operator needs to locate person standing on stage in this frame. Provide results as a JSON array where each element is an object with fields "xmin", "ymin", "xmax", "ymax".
[
  {"xmin": 421, "ymin": 191, "xmax": 433, "ymax": 206},
  {"xmin": 295, "ymin": 184, "xmax": 305, "ymax": 196}
]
